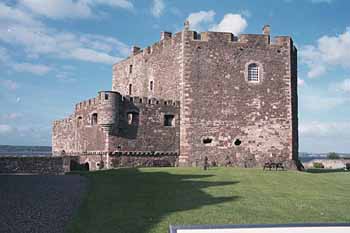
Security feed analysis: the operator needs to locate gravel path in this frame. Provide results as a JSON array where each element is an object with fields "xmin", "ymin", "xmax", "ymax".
[{"xmin": 0, "ymin": 175, "xmax": 87, "ymax": 233}]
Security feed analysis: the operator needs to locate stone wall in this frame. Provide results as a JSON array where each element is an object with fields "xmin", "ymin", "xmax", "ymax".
[
  {"xmin": 303, "ymin": 159, "xmax": 350, "ymax": 169},
  {"xmin": 52, "ymin": 92, "xmax": 180, "ymax": 155},
  {"xmin": 0, "ymin": 157, "xmax": 70, "ymax": 175},
  {"xmin": 72, "ymin": 152, "xmax": 178, "ymax": 170},
  {"xmin": 179, "ymin": 30, "xmax": 298, "ymax": 167},
  {"xmin": 112, "ymin": 32, "xmax": 183, "ymax": 100},
  {"xmin": 109, "ymin": 97, "xmax": 180, "ymax": 152}
]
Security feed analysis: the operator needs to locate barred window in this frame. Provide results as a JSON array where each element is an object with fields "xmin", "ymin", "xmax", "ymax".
[{"xmin": 248, "ymin": 63, "xmax": 259, "ymax": 82}]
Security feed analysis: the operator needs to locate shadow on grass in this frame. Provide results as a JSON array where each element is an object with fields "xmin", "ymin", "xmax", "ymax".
[
  {"xmin": 305, "ymin": 168, "xmax": 348, "ymax": 173},
  {"xmin": 67, "ymin": 168, "xmax": 239, "ymax": 233}
]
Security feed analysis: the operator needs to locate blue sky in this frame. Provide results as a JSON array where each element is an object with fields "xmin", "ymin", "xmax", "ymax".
[{"xmin": 0, "ymin": 0, "xmax": 350, "ymax": 153}]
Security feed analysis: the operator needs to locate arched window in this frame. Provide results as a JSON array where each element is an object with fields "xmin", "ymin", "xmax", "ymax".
[
  {"xmin": 248, "ymin": 63, "xmax": 259, "ymax": 82},
  {"xmin": 77, "ymin": 116, "xmax": 83, "ymax": 128},
  {"xmin": 91, "ymin": 113, "xmax": 98, "ymax": 125},
  {"xmin": 127, "ymin": 112, "xmax": 139, "ymax": 125}
]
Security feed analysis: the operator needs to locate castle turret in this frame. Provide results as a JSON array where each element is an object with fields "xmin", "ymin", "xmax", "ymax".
[{"xmin": 97, "ymin": 91, "xmax": 120, "ymax": 134}]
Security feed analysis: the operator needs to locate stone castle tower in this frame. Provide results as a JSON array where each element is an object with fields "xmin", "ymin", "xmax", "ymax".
[{"xmin": 52, "ymin": 22, "xmax": 299, "ymax": 170}]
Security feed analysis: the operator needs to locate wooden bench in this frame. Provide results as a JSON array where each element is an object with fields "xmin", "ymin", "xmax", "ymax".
[{"xmin": 263, "ymin": 162, "xmax": 285, "ymax": 171}]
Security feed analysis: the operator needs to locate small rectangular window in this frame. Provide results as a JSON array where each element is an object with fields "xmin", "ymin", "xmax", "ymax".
[
  {"xmin": 150, "ymin": 81, "xmax": 153, "ymax": 91},
  {"xmin": 129, "ymin": 64, "xmax": 133, "ymax": 74},
  {"xmin": 105, "ymin": 94, "xmax": 109, "ymax": 100},
  {"xmin": 164, "ymin": 114, "xmax": 175, "ymax": 127},
  {"xmin": 129, "ymin": 84, "xmax": 132, "ymax": 95}
]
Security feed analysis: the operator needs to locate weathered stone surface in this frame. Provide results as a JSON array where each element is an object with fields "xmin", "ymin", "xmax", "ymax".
[
  {"xmin": 0, "ymin": 157, "xmax": 70, "ymax": 175},
  {"xmin": 52, "ymin": 24, "xmax": 299, "ymax": 170}
]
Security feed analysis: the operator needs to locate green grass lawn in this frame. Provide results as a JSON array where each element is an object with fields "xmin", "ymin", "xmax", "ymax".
[{"xmin": 67, "ymin": 168, "xmax": 350, "ymax": 233}]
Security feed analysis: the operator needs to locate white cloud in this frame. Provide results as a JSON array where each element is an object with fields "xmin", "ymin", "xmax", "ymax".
[
  {"xmin": 12, "ymin": 62, "xmax": 51, "ymax": 75},
  {"xmin": 0, "ymin": 47, "xmax": 10, "ymax": 63},
  {"xmin": 70, "ymin": 48, "xmax": 120, "ymax": 64},
  {"xmin": 297, "ymin": 78, "xmax": 305, "ymax": 86},
  {"xmin": 187, "ymin": 10, "xmax": 216, "ymax": 32},
  {"xmin": 19, "ymin": 0, "xmax": 133, "ymax": 19},
  {"xmin": 0, "ymin": 3, "xmax": 129, "ymax": 65},
  {"xmin": 0, "ymin": 124, "xmax": 14, "ymax": 134},
  {"xmin": 299, "ymin": 84, "xmax": 349, "ymax": 112},
  {"xmin": 0, "ymin": 46, "xmax": 51, "ymax": 75},
  {"xmin": 330, "ymin": 78, "xmax": 350, "ymax": 93},
  {"xmin": 301, "ymin": 93, "xmax": 346, "ymax": 111},
  {"xmin": 56, "ymin": 72, "xmax": 76, "ymax": 83},
  {"xmin": 1, "ymin": 113, "xmax": 22, "ymax": 121},
  {"xmin": 308, "ymin": 65, "xmax": 326, "ymax": 78},
  {"xmin": 210, "ymin": 14, "xmax": 247, "ymax": 35},
  {"xmin": 301, "ymin": 27, "xmax": 350, "ymax": 78},
  {"xmin": 151, "ymin": 0, "xmax": 165, "ymax": 17},
  {"xmin": 87, "ymin": 0, "xmax": 133, "ymax": 9},
  {"xmin": 0, "ymin": 80, "xmax": 18, "ymax": 91},
  {"xmin": 187, "ymin": 11, "xmax": 247, "ymax": 35},
  {"xmin": 300, "ymin": 121, "xmax": 350, "ymax": 138},
  {"xmin": 0, "ymin": 2, "xmax": 41, "ymax": 26}
]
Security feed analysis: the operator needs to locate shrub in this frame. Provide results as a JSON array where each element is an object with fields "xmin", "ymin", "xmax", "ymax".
[
  {"xmin": 327, "ymin": 152, "xmax": 340, "ymax": 160},
  {"xmin": 313, "ymin": 162, "xmax": 324, "ymax": 169},
  {"xmin": 346, "ymin": 163, "xmax": 350, "ymax": 171}
]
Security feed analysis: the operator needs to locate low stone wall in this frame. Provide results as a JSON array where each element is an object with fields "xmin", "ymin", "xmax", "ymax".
[
  {"xmin": 303, "ymin": 159, "xmax": 350, "ymax": 169},
  {"xmin": 69, "ymin": 152, "xmax": 179, "ymax": 170},
  {"xmin": 0, "ymin": 157, "xmax": 71, "ymax": 175},
  {"xmin": 111, "ymin": 155, "xmax": 177, "ymax": 168}
]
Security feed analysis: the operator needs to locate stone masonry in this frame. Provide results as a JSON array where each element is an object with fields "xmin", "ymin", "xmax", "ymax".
[{"xmin": 52, "ymin": 22, "xmax": 299, "ymax": 170}]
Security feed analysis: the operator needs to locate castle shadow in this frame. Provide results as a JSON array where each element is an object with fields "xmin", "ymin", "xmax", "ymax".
[{"xmin": 67, "ymin": 168, "xmax": 239, "ymax": 233}]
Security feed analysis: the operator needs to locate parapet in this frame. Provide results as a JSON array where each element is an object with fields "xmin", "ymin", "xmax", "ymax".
[
  {"xmin": 113, "ymin": 25, "xmax": 294, "ymax": 68},
  {"xmin": 160, "ymin": 31, "xmax": 172, "ymax": 40},
  {"xmin": 74, "ymin": 91, "xmax": 120, "ymax": 112},
  {"xmin": 121, "ymin": 95, "xmax": 180, "ymax": 108},
  {"xmin": 53, "ymin": 115, "xmax": 74, "ymax": 126}
]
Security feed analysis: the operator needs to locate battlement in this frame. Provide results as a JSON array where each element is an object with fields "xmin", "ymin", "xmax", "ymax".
[
  {"xmin": 73, "ymin": 91, "xmax": 180, "ymax": 113},
  {"xmin": 74, "ymin": 91, "xmax": 120, "ymax": 111},
  {"xmin": 121, "ymin": 95, "xmax": 180, "ymax": 108},
  {"xmin": 113, "ymin": 31, "xmax": 183, "ymax": 69},
  {"xmin": 53, "ymin": 115, "xmax": 74, "ymax": 125},
  {"xmin": 113, "ymin": 26, "xmax": 292, "ymax": 70},
  {"xmin": 75, "ymin": 97, "xmax": 99, "ymax": 111}
]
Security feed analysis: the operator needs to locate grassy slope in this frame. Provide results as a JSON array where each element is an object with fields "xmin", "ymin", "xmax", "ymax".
[{"xmin": 67, "ymin": 168, "xmax": 350, "ymax": 233}]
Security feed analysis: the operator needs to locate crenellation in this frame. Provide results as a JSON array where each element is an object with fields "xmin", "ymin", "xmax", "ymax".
[
  {"xmin": 131, "ymin": 46, "xmax": 142, "ymax": 55},
  {"xmin": 160, "ymin": 31, "xmax": 172, "ymax": 40},
  {"xmin": 238, "ymin": 34, "xmax": 270, "ymax": 45}
]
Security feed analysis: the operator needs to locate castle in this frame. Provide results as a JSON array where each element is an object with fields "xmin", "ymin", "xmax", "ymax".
[{"xmin": 52, "ymin": 22, "xmax": 299, "ymax": 171}]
